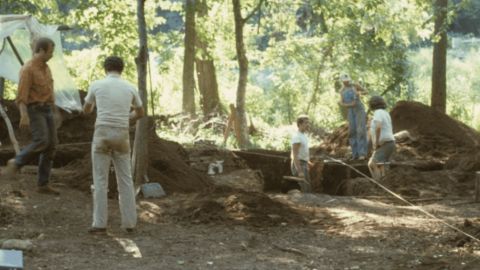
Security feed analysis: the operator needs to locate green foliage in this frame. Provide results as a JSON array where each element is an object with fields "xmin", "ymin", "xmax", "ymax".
[{"xmin": 4, "ymin": 0, "xmax": 480, "ymax": 152}]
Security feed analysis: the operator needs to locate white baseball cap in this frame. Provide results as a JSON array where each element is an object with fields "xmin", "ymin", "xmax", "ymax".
[{"xmin": 340, "ymin": 73, "xmax": 351, "ymax": 82}]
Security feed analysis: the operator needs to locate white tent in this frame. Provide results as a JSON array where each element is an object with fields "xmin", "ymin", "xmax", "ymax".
[{"xmin": 0, "ymin": 14, "xmax": 81, "ymax": 112}]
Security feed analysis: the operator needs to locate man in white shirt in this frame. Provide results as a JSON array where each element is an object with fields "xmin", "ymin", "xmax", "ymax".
[
  {"xmin": 290, "ymin": 115, "xmax": 312, "ymax": 192},
  {"xmin": 367, "ymin": 96, "xmax": 396, "ymax": 181},
  {"xmin": 83, "ymin": 56, "xmax": 144, "ymax": 234}
]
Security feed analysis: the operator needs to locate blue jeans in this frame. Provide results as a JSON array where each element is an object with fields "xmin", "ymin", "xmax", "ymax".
[
  {"xmin": 14, "ymin": 105, "xmax": 57, "ymax": 186},
  {"xmin": 291, "ymin": 161, "xmax": 311, "ymax": 193},
  {"xmin": 347, "ymin": 102, "xmax": 367, "ymax": 159}
]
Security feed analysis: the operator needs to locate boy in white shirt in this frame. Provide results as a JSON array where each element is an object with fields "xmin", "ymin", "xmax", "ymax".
[
  {"xmin": 368, "ymin": 96, "xmax": 396, "ymax": 181},
  {"xmin": 290, "ymin": 115, "xmax": 312, "ymax": 192}
]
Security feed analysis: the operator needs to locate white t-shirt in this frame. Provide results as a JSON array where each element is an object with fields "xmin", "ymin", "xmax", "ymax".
[
  {"xmin": 371, "ymin": 109, "xmax": 395, "ymax": 147},
  {"xmin": 290, "ymin": 131, "xmax": 309, "ymax": 162},
  {"xmin": 85, "ymin": 74, "xmax": 143, "ymax": 128}
]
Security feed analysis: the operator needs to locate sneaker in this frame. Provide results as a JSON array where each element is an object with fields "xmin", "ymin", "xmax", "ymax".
[
  {"xmin": 358, "ymin": 155, "xmax": 366, "ymax": 161},
  {"xmin": 37, "ymin": 185, "xmax": 60, "ymax": 195},
  {"xmin": 2, "ymin": 159, "xmax": 19, "ymax": 176},
  {"xmin": 87, "ymin": 227, "xmax": 107, "ymax": 235},
  {"xmin": 126, "ymin": 227, "xmax": 138, "ymax": 234}
]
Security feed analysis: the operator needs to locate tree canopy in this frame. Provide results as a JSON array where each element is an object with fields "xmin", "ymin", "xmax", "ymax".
[{"xmin": 2, "ymin": 0, "xmax": 479, "ymax": 146}]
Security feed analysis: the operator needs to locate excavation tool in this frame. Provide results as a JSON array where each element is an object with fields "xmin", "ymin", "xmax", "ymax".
[{"xmin": 139, "ymin": 175, "xmax": 166, "ymax": 198}]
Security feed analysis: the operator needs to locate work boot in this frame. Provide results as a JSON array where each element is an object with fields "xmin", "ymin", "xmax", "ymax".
[
  {"xmin": 87, "ymin": 227, "xmax": 107, "ymax": 235},
  {"xmin": 2, "ymin": 159, "xmax": 19, "ymax": 177},
  {"xmin": 37, "ymin": 185, "xmax": 60, "ymax": 195}
]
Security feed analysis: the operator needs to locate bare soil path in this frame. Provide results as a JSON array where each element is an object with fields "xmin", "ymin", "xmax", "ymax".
[{"xmin": 1, "ymin": 170, "xmax": 480, "ymax": 270}]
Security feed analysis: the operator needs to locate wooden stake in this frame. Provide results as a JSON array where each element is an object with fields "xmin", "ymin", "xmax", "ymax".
[
  {"xmin": 476, "ymin": 172, "xmax": 480, "ymax": 203},
  {"xmin": 223, "ymin": 106, "xmax": 235, "ymax": 145}
]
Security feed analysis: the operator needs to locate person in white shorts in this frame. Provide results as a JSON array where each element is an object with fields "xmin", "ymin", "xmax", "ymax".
[
  {"xmin": 83, "ymin": 56, "xmax": 144, "ymax": 234},
  {"xmin": 368, "ymin": 95, "xmax": 395, "ymax": 181}
]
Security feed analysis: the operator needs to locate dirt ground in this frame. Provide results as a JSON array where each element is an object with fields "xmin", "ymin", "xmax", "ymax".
[
  {"xmin": 1, "ymin": 99, "xmax": 480, "ymax": 269},
  {"xmin": 1, "ymin": 172, "xmax": 480, "ymax": 270}
]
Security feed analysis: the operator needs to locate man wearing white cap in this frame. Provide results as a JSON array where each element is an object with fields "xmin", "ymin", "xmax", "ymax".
[{"xmin": 339, "ymin": 73, "xmax": 369, "ymax": 160}]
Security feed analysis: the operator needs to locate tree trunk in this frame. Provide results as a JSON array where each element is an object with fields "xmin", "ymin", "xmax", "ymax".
[
  {"xmin": 306, "ymin": 43, "xmax": 333, "ymax": 114},
  {"xmin": 182, "ymin": 0, "xmax": 197, "ymax": 116},
  {"xmin": 431, "ymin": 0, "xmax": 448, "ymax": 113},
  {"xmin": 132, "ymin": 0, "xmax": 149, "ymax": 184},
  {"xmin": 232, "ymin": 0, "xmax": 251, "ymax": 147},
  {"xmin": 195, "ymin": 0, "xmax": 221, "ymax": 116}
]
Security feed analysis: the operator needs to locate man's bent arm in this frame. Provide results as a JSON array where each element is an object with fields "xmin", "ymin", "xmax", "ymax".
[
  {"xmin": 354, "ymin": 83, "xmax": 369, "ymax": 95},
  {"xmin": 83, "ymin": 102, "xmax": 94, "ymax": 115},
  {"xmin": 18, "ymin": 102, "xmax": 30, "ymax": 132},
  {"xmin": 129, "ymin": 106, "xmax": 144, "ymax": 121}
]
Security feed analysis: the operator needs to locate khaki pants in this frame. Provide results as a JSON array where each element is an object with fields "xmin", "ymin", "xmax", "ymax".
[{"xmin": 91, "ymin": 126, "xmax": 137, "ymax": 229}]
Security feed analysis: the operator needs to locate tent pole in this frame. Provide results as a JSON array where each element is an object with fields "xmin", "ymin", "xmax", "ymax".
[
  {"xmin": 7, "ymin": 37, "xmax": 24, "ymax": 66},
  {"xmin": 0, "ymin": 76, "xmax": 19, "ymax": 153},
  {"xmin": 0, "ymin": 103, "xmax": 20, "ymax": 154}
]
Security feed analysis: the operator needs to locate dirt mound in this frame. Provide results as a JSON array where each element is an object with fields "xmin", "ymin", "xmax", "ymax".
[
  {"xmin": 209, "ymin": 169, "xmax": 264, "ymax": 192},
  {"xmin": 317, "ymin": 121, "xmax": 368, "ymax": 158},
  {"xmin": 316, "ymin": 101, "xmax": 480, "ymax": 159},
  {"xmin": 340, "ymin": 166, "xmax": 427, "ymax": 197},
  {"xmin": 339, "ymin": 165, "xmax": 475, "ymax": 199},
  {"xmin": 186, "ymin": 147, "xmax": 247, "ymax": 174},
  {"xmin": 381, "ymin": 166, "xmax": 428, "ymax": 190},
  {"xmin": 391, "ymin": 101, "xmax": 480, "ymax": 147},
  {"xmin": 445, "ymin": 145, "xmax": 480, "ymax": 172},
  {"xmin": 339, "ymin": 178, "xmax": 378, "ymax": 196},
  {"xmin": 450, "ymin": 218, "xmax": 480, "ymax": 247},
  {"xmin": 174, "ymin": 186, "xmax": 308, "ymax": 227},
  {"xmin": 0, "ymin": 205, "xmax": 15, "ymax": 226},
  {"xmin": 146, "ymin": 128, "xmax": 212, "ymax": 193}
]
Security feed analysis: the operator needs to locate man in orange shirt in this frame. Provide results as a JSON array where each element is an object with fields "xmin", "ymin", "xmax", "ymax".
[{"xmin": 3, "ymin": 37, "xmax": 60, "ymax": 195}]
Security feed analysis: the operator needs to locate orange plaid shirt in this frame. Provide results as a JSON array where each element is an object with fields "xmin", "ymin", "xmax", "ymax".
[{"xmin": 16, "ymin": 55, "xmax": 55, "ymax": 105}]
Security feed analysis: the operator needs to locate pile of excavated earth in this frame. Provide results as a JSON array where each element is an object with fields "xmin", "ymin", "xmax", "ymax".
[{"xmin": 316, "ymin": 101, "xmax": 480, "ymax": 200}]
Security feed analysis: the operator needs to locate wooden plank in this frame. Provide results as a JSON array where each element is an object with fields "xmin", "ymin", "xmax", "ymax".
[{"xmin": 283, "ymin": 176, "xmax": 307, "ymax": 183}]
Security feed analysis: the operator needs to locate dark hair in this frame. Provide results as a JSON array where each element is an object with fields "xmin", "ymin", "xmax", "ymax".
[
  {"xmin": 34, "ymin": 37, "xmax": 55, "ymax": 53},
  {"xmin": 296, "ymin": 115, "xmax": 310, "ymax": 127},
  {"xmin": 104, "ymin": 56, "xmax": 124, "ymax": 73},
  {"xmin": 368, "ymin": 95, "xmax": 388, "ymax": 111}
]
